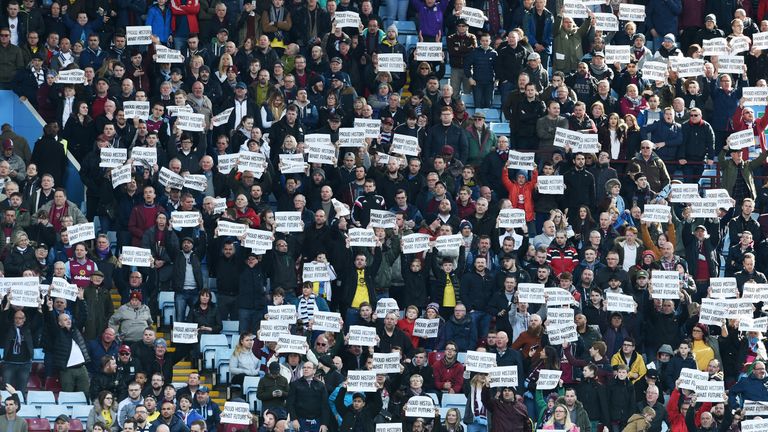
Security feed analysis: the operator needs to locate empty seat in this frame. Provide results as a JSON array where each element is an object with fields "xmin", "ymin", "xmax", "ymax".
[
  {"xmin": 457, "ymin": 352, "xmax": 467, "ymax": 364},
  {"xmin": 200, "ymin": 334, "xmax": 230, "ymax": 370},
  {"xmin": 441, "ymin": 393, "xmax": 467, "ymax": 408},
  {"xmin": 18, "ymin": 405, "xmax": 39, "ymax": 419},
  {"xmin": 58, "ymin": 392, "xmax": 88, "ymax": 409},
  {"xmin": 27, "ymin": 391, "xmax": 56, "ymax": 405},
  {"xmin": 426, "ymin": 393, "xmax": 440, "ymax": 406},
  {"xmin": 490, "ymin": 122, "xmax": 511, "ymax": 136},
  {"xmin": 242, "ymin": 376, "xmax": 261, "ymax": 413},
  {"xmin": 42, "ymin": 405, "xmax": 71, "ymax": 422},
  {"xmin": 393, "ymin": 21, "xmax": 417, "ymax": 35},
  {"xmin": 44, "ymin": 376, "xmax": 62, "ymax": 392},
  {"xmin": 158, "ymin": 292, "xmax": 175, "ymax": 325},
  {"xmin": 25, "ymin": 418, "xmax": 50, "ymax": 431},
  {"xmin": 72, "ymin": 405, "xmax": 92, "ymax": 423},
  {"xmin": 461, "ymin": 94, "xmax": 475, "ymax": 108},
  {"xmin": 33, "ymin": 348, "xmax": 44, "ymax": 361},
  {"xmin": 405, "ymin": 35, "xmax": 419, "ymax": 52},
  {"xmin": 69, "ymin": 419, "xmax": 84, "ymax": 432}
]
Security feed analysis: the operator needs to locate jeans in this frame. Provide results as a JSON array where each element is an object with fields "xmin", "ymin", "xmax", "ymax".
[
  {"xmin": 3, "ymin": 362, "xmax": 31, "ymax": 393},
  {"xmin": 238, "ymin": 309, "xmax": 265, "ymax": 333},
  {"xmin": 473, "ymin": 83, "xmax": 494, "ymax": 108},
  {"xmin": 173, "ymin": 37, "xmax": 188, "ymax": 50},
  {"xmin": 450, "ymin": 68, "xmax": 471, "ymax": 95},
  {"xmin": 345, "ymin": 308, "xmax": 360, "ymax": 330},
  {"xmin": 680, "ymin": 164, "xmax": 705, "ymax": 182},
  {"xmin": 466, "ymin": 419, "xmax": 488, "ymax": 432},
  {"xmin": 218, "ymin": 294, "xmax": 240, "ymax": 321},
  {"xmin": 299, "ymin": 419, "xmax": 320, "ymax": 432},
  {"xmin": 175, "ymin": 289, "xmax": 199, "ymax": 323},
  {"xmin": 471, "ymin": 310, "xmax": 491, "ymax": 337},
  {"xmin": 498, "ymin": 81, "xmax": 516, "ymax": 104}
]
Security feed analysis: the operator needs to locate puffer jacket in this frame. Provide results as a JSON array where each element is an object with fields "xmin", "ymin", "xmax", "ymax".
[
  {"xmin": 108, "ymin": 304, "xmax": 153, "ymax": 343},
  {"xmin": 464, "ymin": 46, "xmax": 498, "ymax": 85},
  {"xmin": 46, "ymin": 309, "xmax": 91, "ymax": 369},
  {"xmin": 501, "ymin": 167, "xmax": 538, "ymax": 222}
]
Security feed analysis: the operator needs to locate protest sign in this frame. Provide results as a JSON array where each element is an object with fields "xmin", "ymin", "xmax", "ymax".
[
  {"xmin": 369, "ymin": 210, "xmax": 396, "ymax": 228},
  {"xmin": 121, "ymin": 247, "xmax": 152, "ymax": 267},
  {"xmin": 126, "ymin": 26, "xmax": 152, "ymax": 45},
  {"xmin": 308, "ymin": 141, "xmax": 336, "ymax": 165},
  {"xmin": 739, "ymin": 317, "xmax": 768, "ymax": 333},
  {"xmin": 212, "ymin": 108, "xmax": 234, "ymax": 127},
  {"xmin": 166, "ymin": 105, "xmax": 194, "ymax": 117},
  {"xmin": 650, "ymin": 270, "xmax": 680, "ymax": 300},
  {"xmin": 727, "ymin": 129, "xmax": 755, "ymax": 150},
  {"xmin": 372, "ymin": 352, "xmax": 401, "ymax": 374},
  {"xmin": 434, "ymin": 234, "xmax": 463, "ymax": 252},
  {"xmin": 8, "ymin": 278, "xmax": 40, "ymax": 307},
  {"xmin": 730, "ymin": 36, "xmax": 751, "ymax": 54},
  {"xmin": 50, "ymin": 278, "xmax": 77, "ymax": 301},
  {"xmin": 675, "ymin": 58, "xmax": 705, "ymax": 77},
  {"xmin": 376, "ymin": 298, "xmax": 399, "ymax": 316},
  {"xmin": 563, "ymin": 0, "xmax": 587, "ymax": 18},
  {"xmin": 259, "ymin": 321, "xmax": 289, "ymax": 342},
  {"xmin": 217, "ymin": 220, "xmax": 247, "ymax": 237},
  {"xmin": 415, "ymin": 42, "xmax": 443, "ymax": 61},
  {"xmin": 213, "ymin": 198, "xmax": 227, "ymax": 215},
  {"xmin": 536, "ymin": 370, "xmax": 563, "ymax": 390},
  {"xmin": 348, "ymin": 325, "xmax": 377, "ymax": 346},
  {"xmin": 507, "ymin": 150, "xmax": 535, "ymax": 170},
  {"xmin": 405, "ymin": 396, "xmax": 435, "ymax": 417},
  {"xmin": 378, "ymin": 54, "xmax": 406, "ymax": 72},
  {"xmin": 277, "ymin": 334, "xmax": 308, "ymax": 354},
  {"xmin": 544, "ymin": 287, "xmax": 576, "ymax": 306},
  {"xmin": 718, "ymin": 55, "xmax": 745, "ymax": 74},
  {"xmin": 376, "ymin": 424, "xmax": 402, "ymax": 432},
  {"xmin": 130, "ymin": 146, "xmax": 157, "ymax": 166},
  {"xmin": 311, "ymin": 311, "xmax": 341, "ymax": 332},
  {"xmin": 158, "ymin": 167, "xmax": 184, "ymax": 189},
  {"xmin": 334, "ymin": 11, "xmax": 360, "ymax": 28},
  {"xmin": 155, "ymin": 45, "xmax": 184, "ymax": 63},
  {"xmin": 56, "ymin": 69, "xmax": 85, "ymax": 84},
  {"xmin": 100, "ymin": 148, "xmax": 128, "ymax": 168},
  {"xmin": 593, "ymin": 12, "xmax": 619, "ymax": 31},
  {"xmin": 302, "ymin": 262, "xmax": 331, "ymax": 282},
  {"xmin": 498, "ymin": 208, "xmax": 527, "ymax": 228},
  {"xmin": 537, "ymin": 176, "xmax": 564, "ymax": 194},
  {"xmin": 176, "ymin": 112, "xmax": 206, "ymax": 132},
  {"xmin": 709, "ymin": 277, "xmax": 738, "ymax": 299},
  {"xmin": 670, "ymin": 183, "xmax": 700, "ymax": 202},
  {"xmin": 217, "ymin": 154, "xmax": 239, "ymax": 174},
  {"xmin": 744, "ymin": 401, "xmax": 768, "ymax": 416},
  {"xmin": 460, "ymin": 7, "xmax": 487, "ymax": 28},
  {"xmin": 679, "ymin": 368, "xmax": 708, "ymax": 390},
  {"xmin": 220, "ymin": 402, "xmax": 251, "ymax": 425},
  {"xmin": 237, "ymin": 150, "xmax": 267, "ymax": 175},
  {"xmin": 754, "ymin": 32, "xmax": 768, "ymax": 49},
  {"xmin": 123, "ymin": 101, "xmax": 150, "ymax": 120},
  {"xmin": 618, "ymin": 3, "xmax": 645, "ymax": 21},
  {"xmin": 742, "ymin": 283, "xmax": 768, "ymax": 303},
  {"xmin": 642, "ymin": 61, "xmax": 668, "ymax": 82},
  {"xmin": 699, "ymin": 298, "xmax": 727, "ymax": 326},
  {"xmin": 242, "ymin": 229, "xmax": 273, "ymax": 252},
  {"xmin": 401, "ymin": 233, "xmax": 430, "ymax": 254},
  {"xmin": 275, "ymin": 211, "xmax": 304, "ymax": 232},
  {"xmin": 547, "ymin": 307, "xmax": 574, "ymax": 327},
  {"xmin": 66, "ymin": 222, "xmax": 95, "ymax": 244},
  {"xmin": 547, "ymin": 324, "xmax": 579, "ymax": 344},
  {"xmin": 689, "ymin": 198, "xmax": 719, "ymax": 218},
  {"xmin": 465, "ymin": 350, "xmax": 496, "ymax": 373},
  {"xmin": 339, "ymin": 127, "xmax": 367, "ymax": 147},
  {"xmin": 348, "ymin": 228, "xmax": 377, "ymax": 247},
  {"xmin": 347, "ymin": 371, "xmax": 378, "ymax": 392},
  {"xmin": 694, "ymin": 380, "xmax": 725, "ymax": 402},
  {"xmin": 183, "ymin": 174, "xmax": 207, "ymax": 192},
  {"xmin": 413, "ymin": 318, "xmax": 440, "ymax": 338},
  {"xmin": 172, "ymin": 322, "xmax": 198, "ymax": 344},
  {"xmin": 606, "ymin": 292, "xmax": 636, "ymax": 313},
  {"xmin": 490, "ymin": 366, "xmax": 519, "ymax": 387},
  {"xmin": 279, "ymin": 153, "xmax": 306, "ymax": 174},
  {"xmin": 725, "ymin": 298, "xmax": 754, "ymax": 319},
  {"xmin": 704, "ymin": 38, "xmax": 729, "ymax": 56},
  {"xmin": 267, "ymin": 305, "xmax": 297, "ymax": 323},
  {"xmin": 354, "ymin": 118, "xmax": 381, "ymax": 138},
  {"xmin": 743, "ymin": 87, "xmax": 768, "ymax": 106},
  {"xmin": 605, "ymin": 45, "xmax": 630, "ymax": 64},
  {"xmin": 641, "ymin": 204, "xmax": 671, "ymax": 223},
  {"xmin": 517, "ymin": 283, "xmax": 545, "ymax": 303},
  {"xmin": 171, "ymin": 211, "xmax": 200, "ymax": 228},
  {"xmin": 741, "ymin": 419, "xmax": 768, "ymax": 432},
  {"xmin": 390, "ymin": 135, "xmax": 419, "ymax": 156}
]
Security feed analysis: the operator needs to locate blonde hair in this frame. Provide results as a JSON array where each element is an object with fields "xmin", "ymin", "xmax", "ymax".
[{"xmin": 546, "ymin": 404, "xmax": 576, "ymax": 429}]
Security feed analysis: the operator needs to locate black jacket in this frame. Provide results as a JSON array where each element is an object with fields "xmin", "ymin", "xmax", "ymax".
[
  {"xmin": 679, "ymin": 119, "xmax": 715, "ymax": 160},
  {"xmin": 335, "ymin": 387, "xmax": 383, "ymax": 432},
  {"xmin": 682, "ymin": 220, "xmax": 720, "ymax": 280},
  {"xmin": 287, "ymin": 378, "xmax": 330, "ymax": 426},
  {"xmin": 172, "ymin": 249, "xmax": 205, "ymax": 292},
  {"xmin": 576, "ymin": 378, "xmax": 610, "ymax": 425},
  {"xmin": 237, "ymin": 262, "xmax": 267, "ymax": 311},
  {"xmin": 341, "ymin": 248, "xmax": 382, "ymax": 308},
  {"xmin": 607, "ymin": 378, "xmax": 636, "ymax": 423},
  {"xmin": 46, "ymin": 309, "xmax": 91, "ymax": 370}
]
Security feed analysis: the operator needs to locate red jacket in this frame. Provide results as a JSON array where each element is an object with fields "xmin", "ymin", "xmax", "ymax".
[
  {"xmin": 432, "ymin": 358, "xmax": 465, "ymax": 394},
  {"xmin": 731, "ymin": 105, "xmax": 768, "ymax": 160},
  {"xmin": 546, "ymin": 240, "xmax": 580, "ymax": 276},
  {"xmin": 666, "ymin": 388, "xmax": 688, "ymax": 432},
  {"xmin": 170, "ymin": 0, "xmax": 200, "ymax": 33},
  {"xmin": 501, "ymin": 167, "xmax": 538, "ymax": 222}
]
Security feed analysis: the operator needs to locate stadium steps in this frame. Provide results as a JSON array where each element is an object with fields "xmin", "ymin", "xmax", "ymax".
[{"xmin": 154, "ymin": 331, "xmax": 226, "ymax": 406}]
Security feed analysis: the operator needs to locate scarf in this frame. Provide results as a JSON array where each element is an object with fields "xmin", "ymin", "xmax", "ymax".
[
  {"xmin": 268, "ymin": 6, "xmax": 286, "ymax": 40},
  {"xmin": 298, "ymin": 294, "xmax": 317, "ymax": 324},
  {"xmin": 625, "ymin": 95, "xmax": 643, "ymax": 107}
]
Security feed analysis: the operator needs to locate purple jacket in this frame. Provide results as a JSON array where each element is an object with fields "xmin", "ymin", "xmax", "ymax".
[{"xmin": 410, "ymin": 0, "xmax": 449, "ymax": 37}]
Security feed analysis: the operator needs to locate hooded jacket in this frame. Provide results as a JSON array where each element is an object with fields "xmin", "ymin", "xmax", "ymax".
[
  {"xmin": 501, "ymin": 167, "xmax": 538, "ymax": 222},
  {"xmin": 553, "ymin": 15, "xmax": 592, "ymax": 73}
]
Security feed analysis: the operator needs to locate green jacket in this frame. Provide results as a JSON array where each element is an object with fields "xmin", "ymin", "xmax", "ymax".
[
  {"xmin": 718, "ymin": 148, "xmax": 768, "ymax": 201},
  {"xmin": 362, "ymin": 233, "xmax": 401, "ymax": 291},
  {"xmin": 555, "ymin": 396, "xmax": 591, "ymax": 432},
  {"xmin": 552, "ymin": 15, "xmax": 592, "ymax": 73},
  {"xmin": 465, "ymin": 125, "xmax": 498, "ymax": 166}
]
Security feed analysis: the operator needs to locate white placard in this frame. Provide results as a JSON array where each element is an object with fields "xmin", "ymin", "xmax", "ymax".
[
  {"xmin": 744, "ymin": 400, "xmax": 768, "ymax": 416},
  {"xmin": 279, "ymin": 153, "xmax": 306, "ymax": 174},
  {"xmin": 275, "ymin": 211, "xmax": 304, "ymax": 232},
  {"xmin": 650, "ymin": 270, "xmax": 680, "ymax": 299},
  {"xmin": 333, "ymin": 10, "xmax": 361, "ymax": 28},
  {"xmin": 553, "ymin": 127, "xmax": 599, "ymax": 152},
  {"xmin": 489, "ymin": 366, "xmax": 519, "ymax": 387},
  {"xmin": 679, "ymin": 368, "xmax": 708, "ymax": 390},
  {"xmin": 742, "ymin": 87, "xmax": 768, "ymax": 106},
  {"xmin": 739, "ymin": 317, "xmax": 768, "ymax": 333},
  {"xmin": 390, "ymin": 135, "xmax": 419, "ymax": 156},
  {"xmin": 545, "ymin": 287, "xmax": 576, "ymax": 306},
  {"xmin": 217, "ymin": 154, "xmax": 239, "ymax": 174},
  {"xmin": 49, "ymin": 277, "xmax": 77, "ymax": 301},
  {"xmin": 670, "ymin": 183, "xmax": 700, "ymax": 202},
  {"xmin": 741, "ymin": 419, "xmax": 768, "ymax": 432},
  {"xmin": 730, "ymin": 36, "xmax": 751, "ymax": 54},
  {"xmin": 56, "ymin": 69, "xmax": 85, "ymax": 84},
  {"xmin": 302, "ymin": 262, "xmax": 331, "ymax": 282},
  {"xmin": 401, "ymin": 233, "xmax": 430, "ymax": 254},
  {"xmin": 605, "ymin": 45, "xmax": 630, "ymax": 65},
  {"xmin": 219, "ymin": 402, "xmax": 251, "ymax": 425},
  {"xmin": 606, "ymin": 292, "xmax": 636, "ymax": 313},
  {"xmin": 66, "ymin": 222, "xmax": 95, "ymax": 244},
  {"xmin": 8, "ymin": 278, "xmax": 41, "ymax": 307},
  {"xmin": 404, "ymin": 396, "xmax": 435, "ymax": 417},
  {"xmin": 675, "ymin": 58, "xmax": 705, "ymax": 78},
  {"xmin": 742, "ymin": 283, "xmax": 768, "ymax": 303},
  {"xmin": 166, "ymin": 105, "xmax": 194, "ymax": 117},
  {"xmin": 460, "ymin": 7, "xmax": 487, "ymax": 28},
  {"xmin": 126, "ymin": 26, "xmax": 152, "ymax": 45},
  {"xmin": 338, "ymin": 127, "xmax": 367, "ymax": 148},
  {"xmin": 348, "ymin": 228, "xmax": 377, "ymax": 247},
  {"xmin": 155, "ymin": 45, "xmax": 185, "ymax": 63},
  {"xmin": 536, "ymin": 370, "xmax": 563, "ymax": 390},
  {"xmin": 346, "ymin": 370, "xmax": 378, "ymax": 392},
  {"xmin": 717, "ymin": 55, "xmax": 745, "ymax": 74},
  {"xmin": 413, "ymin": 318, "xmax": 440, "ymax": 338},
  {"xmin": 100, "ymin": 148, "xmax": 128, "ymax": 168},
  {"xmin": 378, "ymin": 53, "xmax": 406, "ymax": 72},
  {"xmin": 213, "ymin": 198, "xmax": 227, "ymax": 214},
  {"xmin": 175, "ymin": 112, "xmax": 206, "ymax": 132},
  {"xmin": 217, "ymin": 220, "xmax": 248, "ymax": 237},
  {"xmin": 123, "ymin": 101, "xmax": 150, "ymax": 120},
  {"xmin": 518, "ymin": 283, "xmax": 545, "ymax": 304},
  {"xmin": 642, "ymin": 61, "xmax": 668, "ymax": 82},
  {"xmin": 304, "ymin": 133, "xmax": 332, "ymax": 149},
  {"xmin": 537, "ymin": 175, "xmax": 564, "ymax": 194},
  {"xmin": 498, "ymin": 208, "xmax": 527, "ymax": 228},
  {"xmin": 376, "ymin": 424, "xmax": 402, "ymax": 432},
  {"xmin": 276, "ymin": 334, "xmax": 307, "ymax": 354},
  {"xmin": 311, "ymin": 311, "xmax": 341, "ymax": 332},
  {"xmin": 211, "ymin": 108, "xmax": 234, "ymax": 127},
  {"xmin": 694, "ymin": 380, "xmax": 725, "ymax": 402},
  {"xmin": 547, "ymin": 307, "xmax": 575, "ymax": 327},
  {"xmin": 753, "ymin": 32, "xmax": 768, "ymax": 50},
  {"xmin": 348, "ymin": 325, "xmax": 377, "ymax": 347},
  {"xmin": 689, "ymin": 198, "xmax": 719, "ymax": 218},
  {"xmin": 641, "ymin": 204, "xmax": 671, "ymax": 223},
  {"xmin": 507, "ymin": 150, "xmax": 535, "ymax": 170},
  {"xmin": 267, "ymin": 305, "xmax": 297, "ymax": 323},
  {"xmin": 369, "ymin": 210, "xmax": 396, "ymax": 228},
  {"xmin": 415, "ymin": 42, "xmax": 443, "ymax": 61},
  {"xmin": 709, "ymin": 277, "xmax": 738, "ymax": 298},
  {"xmin": 593, "ymin": 12, "xmax": 619, "ymax": 31},
  {"xmin": 434, "ymin": 234, "xmax": 463, "ymax": 252},
  {"xmin": 727, "ymin": 129, "xmax": 755, "ymax": 150},
  {"xmin": 547, "ymin": 324, "xmax": 579, "ymax": 344},
  {"xmin": 704, "ymin": 38, "xmax": 729, "ymax": 56},
  {"xmin": 699, "ymin": 298, "xmax": 727, "ymax": 326},
  {"xmin": 121, "ymin": 246, "xmax": 152, "ymax": 267},
  {"xmin": 724, "ymin": 298, "xmax": 753, "ymax": 319},
  {"xmin": 171, "ymin": 322, "xmax": 198, "ymax": 344},
  {"xmin": 242, "ymin": 229, "xmax": 273, "ymax": 252},
  {"xmin": 618, "ymin": 3, "xmax": 645, "ymax": 21},
  {"xmin": 236, "ymin": 151, "xmax": 267, "ymax": 176},
  {"xmin": 372, "ymin": 352, "xmax": 402, "ymax": 374},
  {"xmin": 183, "ymin": 174, "xmax": 207, "ymax": 192},
  {"xmin": 563, "ymin": 0, "xmax": 587, "ymax": 18},
  {"xmin": 130, "ymin": 146, "xmax": 157, "ymax": 166},
  {"xmin": 464, "ymin": 350, "xmax": 497, "ymax": 373},
  {"xmin": 354, "ymin": 118, "xmax": 381, "ymax": 139},
  {"xmin": 375, "ymin": 298, "xmax": 400, "ymax": 316},
  {"xmin": 158, "ymin": 167, "xmax": 184, "ymax": 189},
  {"xmin": 171, "ymin": 211, "xmax": 200, "ymax": 228},
  {"xmin": 111, "ymin": 163, "xmax": 131, "ymax": 188},
  {"xmin": 308, "ymin": 141, "xmax": 336, "ymax": 165},
  {"xmin": 259, "ymin": 321, "xmax": 289, "ymax": 342}
]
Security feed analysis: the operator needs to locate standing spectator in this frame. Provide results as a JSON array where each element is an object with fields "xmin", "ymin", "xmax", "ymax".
[
  {"xmin": 286, "ymin": 362, "xmax": 330, "ymax": 432},
  {"xmin": 447, "ymin": 19, "xmax": 476, "ymax": 96},
  {"xmin": 109, "ymin": 292, "xmax": 153, "ymax": 344},
  {"xmin": 646, "ymin": 0, "xmax": 682, "ymax": 49},
  {"xmin": 495, "ymin": 30, "xmax": 527, "ymax": 101},
  {"xmin": 678, "ymin": 107, "xmax": 715, "ymax": 181},
  {"xmin": 552, "ymin": 11, "xmax": 594, "ymax": 74},
  {"xmin": 410, "ymin": 0, "xmax": 449, "ymax": 42},
  {"xmin": 526, "ymin": 0, "xmax": 553, "ymax": 70},
  {"xmin": 1, "ymin": 308, "xmax": 34, "ymax": 394},
  {"xmin": 46, "ymin": 297, "xmax": 91, "ymax": 392},
  {"xmin": 464, "ymin": 32, "xmax": 497, "ymax": 109},
  {"xmin": 481, "ymin": 384, "xmax": 531, "ymax": 432},
  {"xmin": 563, "ymin": 153, "xmax": 596, "ymax": 218}
]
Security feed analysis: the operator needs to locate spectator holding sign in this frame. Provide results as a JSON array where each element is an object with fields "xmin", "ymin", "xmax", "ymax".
[{"xmin": 481, "ymin": 382, "xmax": 531, "ymax": 432}]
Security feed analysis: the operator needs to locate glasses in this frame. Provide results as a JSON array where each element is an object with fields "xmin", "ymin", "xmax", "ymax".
[
  {"xmin": 690, "ymin": 114, "xmax": 700, "ymax": 117},
  {"xmin": 623, "ymin": 343, "xmax": 635, "ymax": 347},
  {"xmin": 316, "ymin": 342, "xmax": 327, "ymax": 346}
]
